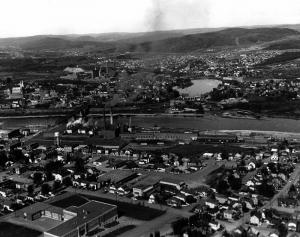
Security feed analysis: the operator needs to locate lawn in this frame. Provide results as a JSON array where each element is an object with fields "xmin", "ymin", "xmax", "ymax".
[
  {"xmin": 0, "ymin": 222, "xmax": 42, "ymax": 237},
  {"xmin": 102, "ymin": 225, "xmax": 136, "ymax": 237},
  {"xmin": 84, "ymin": 195, "xmax": 165, "ymax": 221}
]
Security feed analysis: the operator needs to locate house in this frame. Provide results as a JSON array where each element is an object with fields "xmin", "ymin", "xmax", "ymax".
[
  {"xmin": 88, "ymin": 182, "xmax": 100, "ymax": 191},
  {"xmin": 288, "ymin": 221, "xmax": 297, "ymax": 231},
  {"xmin": 15, "ymin": 181, "xmax": 28, "ymax": 190},
  {"xmin": 244, "ymin": 200, "xmax": 255, "ymax": 210},
  {"xmin": 117, "ymin": 186, "xmax": 131, "ymax": 196},
  {"xmin": 269, "ymin": 230, "xmax": 280, "ymax": 237},
  {"xmin": 3, "ymin": 199, "xmax": 14, "ymax": 211},
  {"xmin": 53, "ymin": 173, "xmax": 63, "ymax": 182},
  {"xmin": 224, "ymin": 209, "xmax": 234, "ymax": 220},
  {"xmin": 0, "ymin": 189, "xmax": 8, "ymax": 197},
  {"xmin": 148, "ymin": 194, "xmax": 156, "ymax": 204},
  {"xmin": 132, "ymin": 184, "xmax": 154, "ymax": 197},
  {"xmin": 215, "ymin": 194, "xmax": 227, "ymax": 204},
  {"xmin": 205, "ymin": 199, "xmax": 218, "ymax": 209},
  {"xmin": 203, "ymin": 153, "xmax": 214, "ymax": 159},
  {"xmin": 246, "ymin": 180, "xmax": 255, "ymax": 187},
  {"xmin": 174, "ymin": 193, "xmax": 189, "ymax": 204},
  {"xmin": 159, "ymin": 178, "xmax": 186, "ymax": 194},
  {"xmin": 247, "ymin": 162, "xmax": 256, "ymax": 170},
  {"xmin": 250, "ymin": 213, "xmax": 262, "ymax": 226},
  {"xmin": 166, "ymin": 196, "xmax": 182, "ymax": 207},
  {"xmin": 209, "ymin": 221, "xmax": 221, "ymax": 231},
  {"xmin": 14, "ymin": 165, "xmax": 26, "ymax": 175},
  {"xmin": 271, "ymin": 153, "xmax": 279, "ymax": 161}
]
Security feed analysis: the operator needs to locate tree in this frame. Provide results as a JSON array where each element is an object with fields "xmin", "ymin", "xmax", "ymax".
[
  {"xmin": 216, "ymin": 180, "xmax": 230, "ymax": 195},
  {"xmin": 223, "ymin": 231, "xmax": 231, "ymax": 237},
  {"xmin": 9, "ymin": 149, "xmax": 25, "ymax": 162},
  {"xmin": 33, "ymin": 172, "xmax": 43, "ymax": 185},
  {"xmin": 257, "ymin": 180, "xmax": 275, "ymax": 198},
  {"xmin": 52, "ymin": 180, "xmax": 61, "ymax": 191},
  {"xmin": 228, "ymin": 174, "xmax": 242, "ymax": 190},
  {"xmin": 172, "ymin": 218, "xmax": 188, "ymax": 235},
  {"xmin": 277, "ymin": 222, "xmax": 288, "ymax": 237},
  {"xmin": 41, "ymin": 183, "xmax": 51, "ymax": 195},
  {"xmin": 27, "ymin": 185, "xmax": 34, "ymax": 195},
  {"xmin": 0, "ymin": 151, "xmax": 8, "ymax": 167},
  {"xmin": 46, "ymin": 171, "xmax": 54, "ymax": 181},
  {"xmin": 62, "ymin": 176, "xmax": 73, "ymax": 187},
  {"xmin": 45, "ymin": 161, "xmax": 63, "ymax": 173},
  {"xmin": 75, "ymin": 158, "xmax": 85, "ymax": 173},
  {"xmin": 154, "ymin": 231, "xmax": 160, "ymax": 237},
  {"xmin": 221, "ymin": 150, "xmax": 229, "ymax": 160}
]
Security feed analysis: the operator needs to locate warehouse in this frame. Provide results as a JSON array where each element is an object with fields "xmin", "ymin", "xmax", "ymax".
[
  {"xmin": 45, "ymin": 201, "xmax": 117, "ymax": 237},
  {"xmin": 16, "ymin": 194, "xmax": 117, "ymax": 237},
  {"xmin": 197, "ymin": 134, "xmax": 238, "ymax": 143}
]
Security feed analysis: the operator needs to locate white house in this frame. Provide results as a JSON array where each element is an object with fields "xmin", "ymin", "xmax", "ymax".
[
  {"xmin": 205, "ymin": 199, "xmax": 218, "ymax": 209},
  {"xmin": 250, "ymin": 213, "xmax": 262, "ymax": 226}
]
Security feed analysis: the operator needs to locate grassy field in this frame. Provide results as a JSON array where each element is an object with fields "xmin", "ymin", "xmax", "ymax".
[
  {"xmin": 0, "ymin": 222, "xmax": 42, "ymax": 237},
  {"xmin": 84, "ymin": 195, "xmax": 165, "ymax": 221}
]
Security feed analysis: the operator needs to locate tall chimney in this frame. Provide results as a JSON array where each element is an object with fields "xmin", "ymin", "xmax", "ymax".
[
  {"xmin": 110, "ymin": 107, "xmax": 113, "ymax": 125},
  {"xmin": 103, "ymin": 105, "xmax": 106, "ymax": 130}
]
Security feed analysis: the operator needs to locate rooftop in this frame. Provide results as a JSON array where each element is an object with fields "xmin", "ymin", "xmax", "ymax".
[
  {"xmin": 98, "ymin": 170, "xmax": 137, "ymax": 183},
  {"xmin": 46, "ymin": 200, "xmax": 116, "ymax": 236}
]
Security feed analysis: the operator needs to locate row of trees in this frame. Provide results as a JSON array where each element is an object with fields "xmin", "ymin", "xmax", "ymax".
[{"xmin": 28, "ymin": 176, "xmax": 73, "ymax": 196}]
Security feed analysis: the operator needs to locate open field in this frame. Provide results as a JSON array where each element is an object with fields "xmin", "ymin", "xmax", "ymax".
[
  {"xmin": 83, "ymin": 195, "xmax": 165, "ymax": 221},
  {"xmin": 0, "ymin": 222, "xmax": 42, "ymax": 237},
  {"xmin": 50, "ymin": 194, "xmax": 89, "ymax": 208}
]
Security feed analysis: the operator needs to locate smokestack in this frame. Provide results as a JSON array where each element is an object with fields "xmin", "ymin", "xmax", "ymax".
[
  {"xmin": 110, "ymin": 107, "xmax": 113, "ymax": 125},
  {"xmin": 128, "ymin": 116, "xmax": 132, "ymax": 133},
  {"xmin": 103, "ymin": 105, "xmax": 106, "ymax": 130}
]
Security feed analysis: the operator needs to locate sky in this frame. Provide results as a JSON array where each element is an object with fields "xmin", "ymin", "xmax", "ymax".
[{"xmin": 0, "ymin": 0, "xmax": 300, "ymax": 37}]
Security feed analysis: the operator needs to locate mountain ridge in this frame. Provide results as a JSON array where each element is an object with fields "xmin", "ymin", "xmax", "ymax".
[{"xmin": 1, "ymin": 25, "xmax": 300, "ymax": 53}]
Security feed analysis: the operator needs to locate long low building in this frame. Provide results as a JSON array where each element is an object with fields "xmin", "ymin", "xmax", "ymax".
[
  {"xmin": 197, "ymin": 134, "xmax": 238, "ymax": 143},
  {"xmin": 15, "ymin": 194, "xmax": 117, "ymax": 237},
  {"xmin": 120, "ymin": 132, "xmax": 198, "ymax": 143}
]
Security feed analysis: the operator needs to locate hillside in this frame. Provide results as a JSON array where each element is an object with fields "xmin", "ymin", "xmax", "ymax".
[
  {"xmin": 0, "ymin": 36, "xmax": 115, "ymax": 51},
  {"xmin": 265, "ymin": 39, "xmax": 300, "ymax": 50},
  {"xmin": 138, "ymin": 28, "xmax": 300, "ymax": 52},
  {"xmin": 0, "ymin": 26, "xmax": 299, "ymax": 53}
]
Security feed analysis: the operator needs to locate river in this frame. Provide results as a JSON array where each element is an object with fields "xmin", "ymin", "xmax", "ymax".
[
  {"xmin": 1, "ymin": 78, "xmax": 300, "ymax": 133},
  {"xmin": 1, "ymin": 115, "xmax": 300, "ymax": 133}
]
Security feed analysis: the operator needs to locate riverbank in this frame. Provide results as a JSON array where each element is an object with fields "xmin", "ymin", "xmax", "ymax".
[
  {"xmin": 2, "ymin": 112, "xmax": 300, "ymax": 133},
  {"xmin": 217, "ymin": 129, "xmax": 300, "ymax": 138},
  {"xmin": 0, "ymin": 114, "xmax": 67, "ymax": 119}
]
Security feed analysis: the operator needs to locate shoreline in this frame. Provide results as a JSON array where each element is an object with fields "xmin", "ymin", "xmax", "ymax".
[
  {"xmin": 0, "ymin": 114, "xmax": 67, "ymax": 119},
  {"xmin": 0, "ymin": 112, "xmax": 300, "ymax": 120}
]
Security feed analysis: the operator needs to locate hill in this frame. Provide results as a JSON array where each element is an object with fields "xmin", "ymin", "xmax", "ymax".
[
  {"xmin": 0, "ymin": 26, "xmax": 299, "ymax": 53},
  {"xmin": 137, "ymin": 28, "xmax": 300, "ymax": 52},
  {"xmin": 265, "ymin": 38, "xmax": 300, "ymax": 50}
]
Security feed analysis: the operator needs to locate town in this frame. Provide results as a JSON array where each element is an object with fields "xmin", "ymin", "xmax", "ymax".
[{"xmin": 1, "ymin": 1, "xmax": 300, "ymax": 237}]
